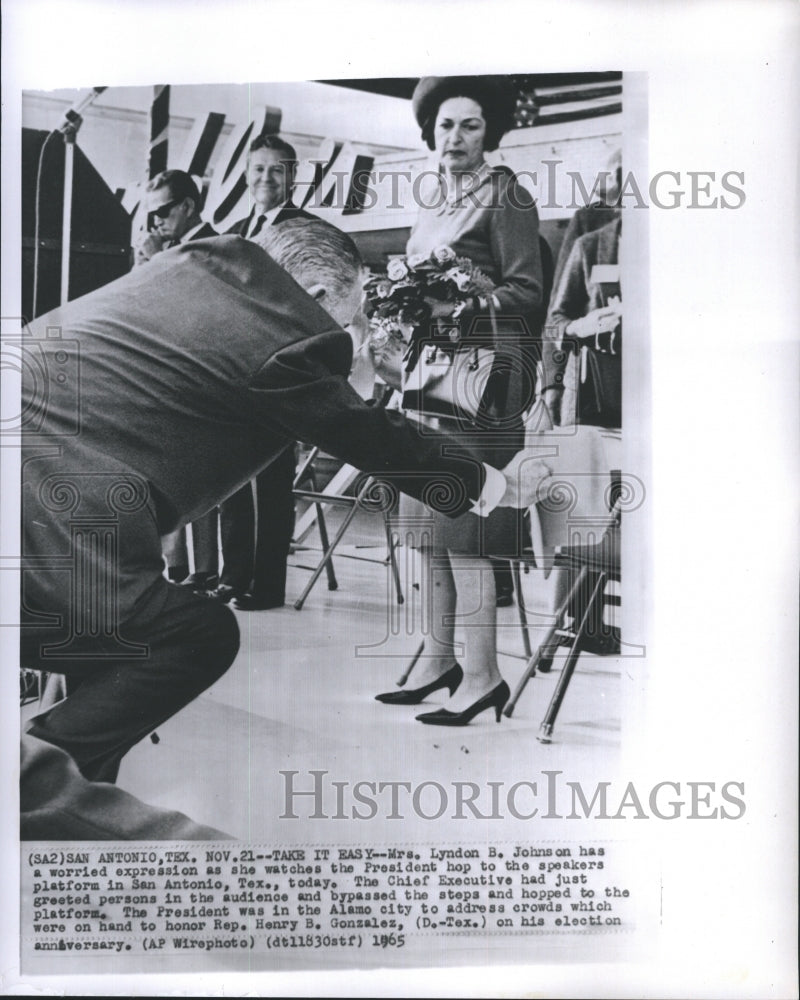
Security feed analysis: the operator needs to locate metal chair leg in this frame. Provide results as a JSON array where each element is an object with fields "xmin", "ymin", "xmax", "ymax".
[
  {"xmin": 313, "ymin": 500, "xmax": 338, "ymax": 591},
  {"xmin": 511, "ymin": 560, "xmax": 532, "ymax": 660},
  {"xmin": 383, "ymin": 510, "xmax": 404, "ymax": 605},
  {"xmin": 395, "ymin": 639, "xmax": 425, "ymax": 687},
  {"xmin": 309, "ymin": 467, "xmax": 338, "ymax": 592},
  {"xmin": 504, "ymin": 626, "xmax": 557, "ymax": 719},
  {"xmin": 504, "ymin": 565, "xmax": 589, "ymax": 718},
  {"xmin": 537, "ymin": 571, "xmax": 606, "ymax": 742},
  {"xmin": 293, "ymin": 446, "xmax": 320, "ymax": 489},
  {"xmin": 296, "ymin": 452, "xmax": 338, "ymax": 592},
  {"xmin": 293, "ymin": 480, "xmax": 371, "ymax": 610}
]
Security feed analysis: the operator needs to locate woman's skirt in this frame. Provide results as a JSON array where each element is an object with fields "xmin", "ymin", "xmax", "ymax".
[{"xmin": 397, "ymin": 413, "xmax": 526, "ymax": 558}]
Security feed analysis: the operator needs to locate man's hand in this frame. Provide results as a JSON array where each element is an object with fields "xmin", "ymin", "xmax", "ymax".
[
  {"xmin": 498, "ymin": 452, "xmax": 552, "ymax": 508},
  {"xmin": 134, "ymin": 232, "xmax": 165, "ymax": 266},
  {"xmin": 366, "ymin": 334, "xmax": 405, "ymax": 391}
]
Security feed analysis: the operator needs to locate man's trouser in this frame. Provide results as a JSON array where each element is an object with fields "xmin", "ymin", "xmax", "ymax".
[
  {"xmin": 21, "ymin": 733, "xmax": 233, "ymax": 840},
  {"xmin": 21, "ymin": 451, "xmax": 240, "ymax": 784},
  {"xmin": 219, "ymin": 442, "xmax": 296, "ymax": 602}
]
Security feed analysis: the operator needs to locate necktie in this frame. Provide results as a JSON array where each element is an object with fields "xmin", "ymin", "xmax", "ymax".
[{"xmin": 250, "ymin": 214, "xmax": 266, "ymax": 238}]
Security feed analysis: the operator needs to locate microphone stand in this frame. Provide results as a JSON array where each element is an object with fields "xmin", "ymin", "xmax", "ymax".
[{"xmin": 55, "ymin": 87, "xmax": 107, "ymax": 306}]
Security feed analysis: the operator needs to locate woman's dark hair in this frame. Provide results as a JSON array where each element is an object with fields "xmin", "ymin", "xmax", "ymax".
[{"xmin": 413, "ymin": 76, "xmax": 517, "ymax": 152}]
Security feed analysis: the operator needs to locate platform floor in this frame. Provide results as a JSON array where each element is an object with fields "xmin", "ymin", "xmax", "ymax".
[{"xmin": 113, "ymin": 531, "xmax": 626, "ymax": 841}]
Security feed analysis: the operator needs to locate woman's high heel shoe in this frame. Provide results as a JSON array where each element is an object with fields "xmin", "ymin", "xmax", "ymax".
[
  {"xmin": 375, "ymin": 663, "xmax": 462, "ymax": 705},
  {"xmin": 415, "ymin": 680, "xmax": 510, "ymax": 726}
]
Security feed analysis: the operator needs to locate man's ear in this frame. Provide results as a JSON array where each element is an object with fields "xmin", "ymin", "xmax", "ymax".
[{"xmin": 305, "ymin": 283, "xmax": 327, "ymax": 305}]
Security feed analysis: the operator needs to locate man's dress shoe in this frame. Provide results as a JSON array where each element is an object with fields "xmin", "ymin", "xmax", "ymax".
[{"xmin": 231, "ymin": 593, "xmax": 284, "ymax": 611}]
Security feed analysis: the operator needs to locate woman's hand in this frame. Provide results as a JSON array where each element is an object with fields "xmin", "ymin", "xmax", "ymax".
[
  {"xmin": 424, "ymin": 297, "xmax": 457, "ymax": 320},
  {"xmin": 566, "ymin": 303, "xmax": 622, "ymax": 340}
]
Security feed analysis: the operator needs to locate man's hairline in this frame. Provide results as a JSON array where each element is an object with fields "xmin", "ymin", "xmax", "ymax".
[{"xmin": 246, "ymin": 150, "xmax": 298, "ymax": 172}]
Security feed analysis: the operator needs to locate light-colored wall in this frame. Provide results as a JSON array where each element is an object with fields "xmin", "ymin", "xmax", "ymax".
[
  {"xmin": 22, "ymin": 82, "xmax": 419, "ymax": 197},
  {"xmin": 22, "ymin": 82, "xmax": 621, "ymax": 241}
]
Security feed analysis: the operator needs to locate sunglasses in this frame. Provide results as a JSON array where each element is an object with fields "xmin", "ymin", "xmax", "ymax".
[{"xmin": 149, "ymin": 198, "xmax": 181, "ymax": 222}]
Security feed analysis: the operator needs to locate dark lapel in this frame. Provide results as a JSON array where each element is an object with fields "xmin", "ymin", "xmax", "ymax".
[
  {"xmin": 225, "ymin": 210, "xmax": 254, "ymax": 236},
  {"xmin": 189, "ymin": 222, "xmax": 218, "ymax": 241},
  {"xmin": 273, "ymin": 201, "xmax": 314, "ymax": 225}
]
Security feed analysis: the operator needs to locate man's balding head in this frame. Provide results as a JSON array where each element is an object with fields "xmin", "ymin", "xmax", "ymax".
[{"xmin": 256, "ymin": 218, "xmax": 366, "ymax": 336}]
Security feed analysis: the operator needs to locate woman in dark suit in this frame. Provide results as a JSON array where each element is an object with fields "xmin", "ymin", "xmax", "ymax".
[{"xmin": 375, "ymin": 76, "xmax": 544, "ymax": 724}]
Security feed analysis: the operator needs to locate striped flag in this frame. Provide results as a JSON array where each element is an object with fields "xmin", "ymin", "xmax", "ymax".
[
  {"xmin": 148, "ymin": 84, "xmax": 170, "ymax": 178},
  {"xmin": 320, "ymin": 74, "xmax": 623, "ymax": 131},
  {"xmin": 512, "ymin": 73, "xmax": 623, "ymax": 129}
]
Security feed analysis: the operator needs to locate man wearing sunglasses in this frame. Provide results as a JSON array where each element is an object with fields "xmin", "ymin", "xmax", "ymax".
[{"xmin": 135, "ymin": 169, "xmax": 216, "ymax": 265}]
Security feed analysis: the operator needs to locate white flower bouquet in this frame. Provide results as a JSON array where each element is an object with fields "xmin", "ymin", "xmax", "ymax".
[{"xmin": 363, "ymin": 246, "xmax": 495, "ymax": 388}]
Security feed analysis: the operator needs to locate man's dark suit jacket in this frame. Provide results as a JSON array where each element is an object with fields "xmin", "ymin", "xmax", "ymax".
[
  {"xmin": 23, "ymin": 236, "xmax": 485, "ymax": 538},
  {"xmin": 225, "ymin": 200, "xmax": 312, "ymax": 236},
  {"xmin": 187, "ymin": 221, "xmax": 218, "ymax": 241}
]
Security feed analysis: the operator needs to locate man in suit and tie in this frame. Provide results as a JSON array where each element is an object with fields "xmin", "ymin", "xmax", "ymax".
[
  {"xmin": 226, "ymin": 133, "xmax": 311, "ymax": 237},
  {"xmin": 20, "ymin": 220, "xmax": 548, "ymax": 826},
  {"xmin": 135, "ymin": 169, "xmax": 218, "ymax": 265},
  {"xmin": 215, "ymin": 135, "xmax": 314, "ymax": 610},
  {"xmin": 136, "ymin": 169, "xmax": 221, "ymax": 591}
]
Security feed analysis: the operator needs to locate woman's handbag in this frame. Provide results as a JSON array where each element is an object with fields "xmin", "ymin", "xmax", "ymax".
[
  {"xmin": 576, "ymin": 345, "xmax": 621, "ymax": 428},
  {"xmin": 401, "ymin": 305, "xmax": 503, "ymax": 422},
  {"xmin": 401, "ymin": 341, "xmax": 497, "ymax": 421}
]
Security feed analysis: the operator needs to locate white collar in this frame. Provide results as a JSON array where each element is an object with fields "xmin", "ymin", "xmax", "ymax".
[{"xmin": 437, "ymin": 161, "xmax": 493, "ymax": 215}]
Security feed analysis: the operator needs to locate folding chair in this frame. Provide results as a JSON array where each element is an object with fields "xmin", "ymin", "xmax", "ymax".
[
  {"xmin": 504, "ymin": 483, "xmax": 622, "ymax": 742},
  {"xmin": 290, "ymin": 384, "xmax": 406, "ymax": 611},
  {"xmin": 291, "ymin": 445, "xmax": 339, "ymax": 594},
  {"xmin": 290, "ymin": 448, "xmax": 405, "ymax": 611}
]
